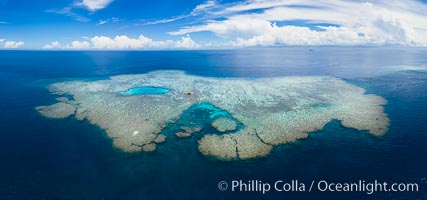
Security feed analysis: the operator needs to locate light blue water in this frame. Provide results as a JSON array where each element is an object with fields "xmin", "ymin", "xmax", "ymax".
[
  {"xmin": 120, "ymin": 86, "xmax": 170, "ymax": 96},
  {"xmin": 160, "ymin": 102, "xmax": 244, "ymax": 139},
  {"xmin": 0, "ymin": 48, "xmax": 426, "ymax": 199}
]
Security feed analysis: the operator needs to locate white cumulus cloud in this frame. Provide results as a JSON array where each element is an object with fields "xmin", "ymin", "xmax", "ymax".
[
  {"xmin": 175, "ymin": 35, "xmax": 202, "ymax": 48},
  {"xmin": 43, "ymin": 41, "xmax": 62, "ymax": 49},
  {"xmin": 4, "ymin": 41, "xmax": 24, "ymax": 48},
  {"xmin": 68, "ymin": 41, "xmax": 91, "ymax": 49},
  {"xmin": 80, "ymin": 0, "xmax": 113, "ymax": 11}
]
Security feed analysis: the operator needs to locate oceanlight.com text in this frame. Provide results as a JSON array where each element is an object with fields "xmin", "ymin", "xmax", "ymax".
[{"xmin": 218, "ymin": 179, "xmax": 420, "ymax": 195}]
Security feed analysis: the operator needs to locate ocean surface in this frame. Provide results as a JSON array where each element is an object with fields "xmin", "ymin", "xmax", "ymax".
[{"xmin": 0, "ymin": 47, "xmax": 426, "ymax": 199}]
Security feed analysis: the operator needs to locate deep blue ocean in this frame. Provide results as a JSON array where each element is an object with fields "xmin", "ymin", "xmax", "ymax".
[{"xmin": 0, "ymin": 47, "xmax": 426, "ymax": 200}]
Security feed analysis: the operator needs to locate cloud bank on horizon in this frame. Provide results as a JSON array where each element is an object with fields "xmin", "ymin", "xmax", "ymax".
[
  {"xmin": 1, "ymin": 0, "xmax": 427, "ymax": 49},
  {"xmin": 42, "ymin": 35, "xmax": 201, "ymax": 49},
  {"xmin": 171, "ymin": 0, "xmax": 427, "ymax": 47}
]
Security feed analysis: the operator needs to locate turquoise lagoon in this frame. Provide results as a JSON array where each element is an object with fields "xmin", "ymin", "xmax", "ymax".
[{"xmin": 119, "ymin": 86, "xmax": 170, "ymax": 96}]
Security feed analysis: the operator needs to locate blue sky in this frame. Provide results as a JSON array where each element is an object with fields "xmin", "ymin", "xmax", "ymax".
[{"xmin": 1, "ymin": 0, "xmax": 427, "ymax": 49}]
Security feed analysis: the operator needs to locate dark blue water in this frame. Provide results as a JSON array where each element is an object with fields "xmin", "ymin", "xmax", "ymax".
[{"xmin": 0, "ymin": 48, "xmax": 426, "ymax": 199}]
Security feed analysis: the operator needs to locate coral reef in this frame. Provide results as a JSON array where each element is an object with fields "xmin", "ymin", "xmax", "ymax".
[
  {"xmin": 211, "ymin": 117, "xmax": 238, "ymax": 132},
  {"xmin": 36, "ymin": 102, "xmax": 76, "ymax": 119},
  {"xmin": 142, "ymin": 143, "xmax": 156, "ymax": 152},
  {"xmin": 154, "ymin": 134, "xmax": 166, "ymax": 143},
  {"xmin": 36, "ymin": 70, "xmax": 389, "ymax": 160}
]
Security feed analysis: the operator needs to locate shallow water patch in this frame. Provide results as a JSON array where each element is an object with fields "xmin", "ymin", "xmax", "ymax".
[
  {"xmin": 119, "ymin": 86, "xmax": 170, "ymax": 96},
  {"xmin": 162, "ymin": 102, "xmax": 244, "ymax": 138}
]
